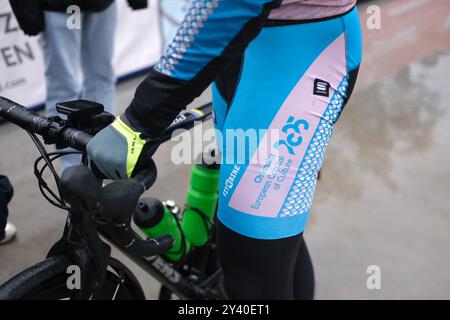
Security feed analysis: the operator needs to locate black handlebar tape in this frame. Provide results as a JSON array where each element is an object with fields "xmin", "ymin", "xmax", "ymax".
[
  {"xmin": 134, "ymin": 235, "xmax": 173, "ymax": 257},
  {"xmin": 0, "ymin": 96, "xmax": 51, "ymax": 134},
  {"xmin": 60, "ymin": 128, "xmax": 92, "ymax": 152},
  {"xmin": 112, "ymin": 227, "xmax": 174, "ymax": 257},
  {"xmin": 143, "ymin": 235, "xmax": 174, "ymax": 256},
  {"xmin": 0, "ymin": 96, "xmax": 92, "ymax": 151}
]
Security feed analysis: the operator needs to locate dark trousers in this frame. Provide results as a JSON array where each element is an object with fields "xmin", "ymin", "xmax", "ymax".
[
  {"xmin": 217, "ymin": 221, "xmax": 315, "ymax": 299},
  {"xmin": 0, "ymin": 175, "xmax": 14, "ymax": 241}
]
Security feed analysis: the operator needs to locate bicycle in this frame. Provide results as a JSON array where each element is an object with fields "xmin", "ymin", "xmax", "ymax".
[{"xmin": 0, "ymin": 96, "xmax": 226, "ymax": 300}]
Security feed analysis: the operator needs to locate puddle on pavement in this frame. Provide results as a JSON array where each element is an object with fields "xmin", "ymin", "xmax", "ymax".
[{"xmin": 316, "ymin": 53, "xmax": 450, "ymax": 202}]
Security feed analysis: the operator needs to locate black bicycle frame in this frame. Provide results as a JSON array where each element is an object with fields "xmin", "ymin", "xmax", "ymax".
[
  {"xmin": 53, "ymin": 200, "xmax": 209, "ymax": 299},
  {"xmin": 0, "ymin": 96, "xmax": 221, "ymax": 300},
  {"xmin": 99, "ymin": 227, "xmax": 206, "ymax": 299}
]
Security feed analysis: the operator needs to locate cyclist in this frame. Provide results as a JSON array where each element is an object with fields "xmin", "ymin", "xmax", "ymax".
[{"xmin": 88, "ymin": 0, "xmax": 362, "ymax": 299}]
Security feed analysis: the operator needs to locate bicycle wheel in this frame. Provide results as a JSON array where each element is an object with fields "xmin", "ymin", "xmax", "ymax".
[{"xmin": 0, "ymin": 255, "xmax": 145, "ymax": 300}]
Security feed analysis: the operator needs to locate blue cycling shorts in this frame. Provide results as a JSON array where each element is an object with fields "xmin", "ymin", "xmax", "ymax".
[{"xmin": 213, "ymin": 7, "xmax": 363, "ymax": 240}]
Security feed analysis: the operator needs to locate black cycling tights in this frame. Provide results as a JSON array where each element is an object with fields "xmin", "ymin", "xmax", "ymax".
[{"xmin": 216, "ymin": 221, "xmax": 315, "ymax": 300}]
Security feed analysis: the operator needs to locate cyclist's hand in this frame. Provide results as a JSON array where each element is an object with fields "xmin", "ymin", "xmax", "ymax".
[{"xmin": 87, "ymin": 114, "xmax": 158, "ymax": 179}]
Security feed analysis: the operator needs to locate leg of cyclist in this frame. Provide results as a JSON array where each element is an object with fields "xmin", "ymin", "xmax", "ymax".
[
  {"xmin": 214, "ymin": 8, "xmax": 362, "ymax": 299},
  {"xmin": 293, "ymin": 237, "xmax": 315, "ymax": 299},
  {"xmin": 217, "ymin": 221, "xmax": 307, "ymax": 299}
]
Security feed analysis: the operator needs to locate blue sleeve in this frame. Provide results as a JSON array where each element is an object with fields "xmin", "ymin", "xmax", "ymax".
[
  {"xmin": 125, "ymin": 0, "xmax": 280, "ymax": 137},
  {"xmin": 155, "ymin": 0, "xmax": 277, "ymax": 80}
]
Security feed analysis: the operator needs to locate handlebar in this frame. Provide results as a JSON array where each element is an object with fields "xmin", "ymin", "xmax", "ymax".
[
  {"xmin": 1, "ymin": 96, "xmax": 213, "ymax": 151},
  {"xmin": 0, "ymin": 97, "xmax": 92, "ymax": 151},
  {"xmin": 1, "ymin": 96, "xmax": 172, "ymax": 257},
  {"xmin": 0, "ymin": 96, "xmax": 213, "ymax": 259}
]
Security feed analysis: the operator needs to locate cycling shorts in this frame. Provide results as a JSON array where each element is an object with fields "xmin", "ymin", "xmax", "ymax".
[{"xmin": 213, "ymin": 7, "xmax": 362, "ymax": 239}]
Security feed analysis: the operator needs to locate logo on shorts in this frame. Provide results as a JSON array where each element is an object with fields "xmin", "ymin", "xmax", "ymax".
[{"xmin": 313, "ymin": 79, "xmax": 330, "ymax": 97}]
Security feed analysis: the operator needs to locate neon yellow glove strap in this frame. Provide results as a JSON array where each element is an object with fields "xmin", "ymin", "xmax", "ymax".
[{"xmin": 112, "ymin": 117, "xmax": 147, "ymax": 178}]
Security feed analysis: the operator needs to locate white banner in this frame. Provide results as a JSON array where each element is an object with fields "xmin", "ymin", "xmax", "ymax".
[
  {"xmin": 0, "ymin": 0, "xmax": 163, "ymax": 109},
  {"xmin": 0, "ymin": 1, "xmax": 46, "ymax": 108},
  {"xmin": 159, "ymin": 0, "xmax": 190, "ymax": 48},
  {"xmin": 114, "ymin": 0, "xmax": 161, "ymax": 77}
]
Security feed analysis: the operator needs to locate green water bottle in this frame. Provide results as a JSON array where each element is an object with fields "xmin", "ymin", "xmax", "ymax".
[
  {"xmin": 181, "ymin": 151, "xmax": 220, "ymax": 247},
  {"xmin": 134, "ymin": 197, "xmax": 190, "ymax": 262}
]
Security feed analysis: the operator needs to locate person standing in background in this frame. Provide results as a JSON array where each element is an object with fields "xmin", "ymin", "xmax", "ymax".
[
  {"xmin": 0, "ymin": 175, "xmax": 16, "ymax": 245},
  {"xmin": 9, "ymin": 0, "xmax": 148, "ymax": 170}
]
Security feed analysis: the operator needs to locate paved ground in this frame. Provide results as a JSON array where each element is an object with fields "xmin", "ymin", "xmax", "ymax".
[{"xmin": 1, "ymin": 0, "xmax": 450, "ymax": 299}]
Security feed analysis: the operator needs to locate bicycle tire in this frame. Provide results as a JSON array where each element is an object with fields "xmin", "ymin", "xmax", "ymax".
[{"xmin": 0, "ymin": 255, "xmax": 145, "ymax": 300}]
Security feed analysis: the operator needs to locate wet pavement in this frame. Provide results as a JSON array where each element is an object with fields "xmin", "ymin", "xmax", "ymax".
[{"xmin": 1, "ymin": 0, "xmax": 449, "ymax": 299}]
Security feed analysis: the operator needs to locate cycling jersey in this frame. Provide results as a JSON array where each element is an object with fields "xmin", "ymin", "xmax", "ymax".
[
  {"xmin": 125, "ymin": 0, "xmax": 357, "ymax": 137},
  {"xmin": 124, "ymin": 0, "xmax": 362, "ymax": 240}
]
